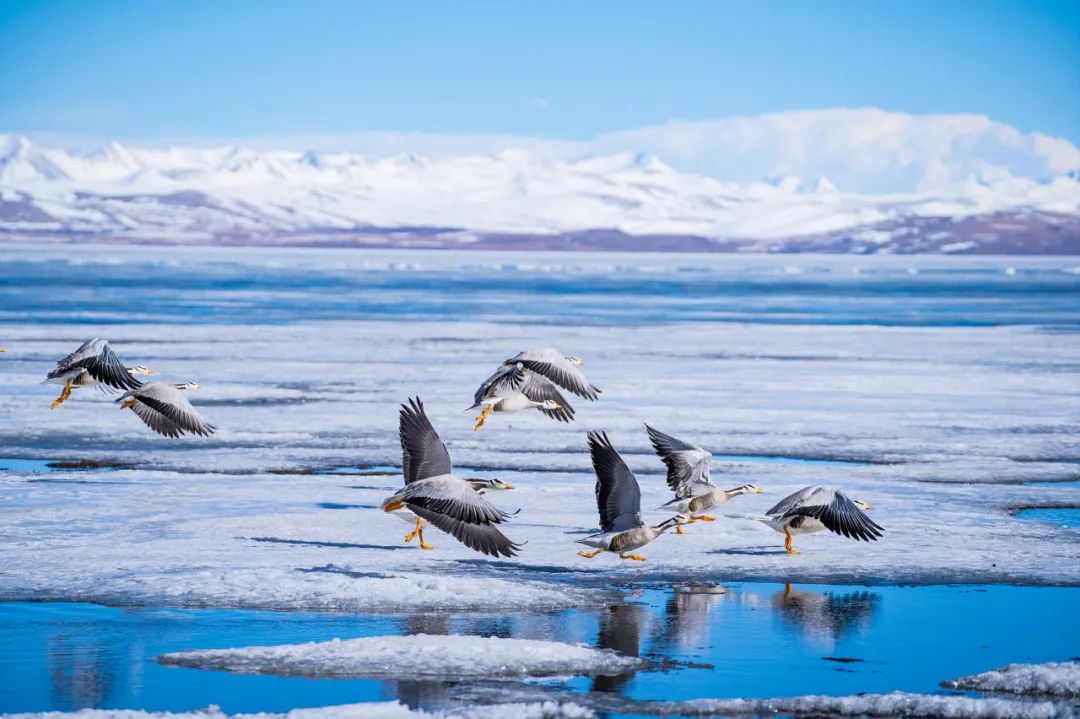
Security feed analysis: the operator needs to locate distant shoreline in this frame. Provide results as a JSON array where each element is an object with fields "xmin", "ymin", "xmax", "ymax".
[{"xmin": 3, "ymin": 218, "xmax": 1079, "ymax": 256}]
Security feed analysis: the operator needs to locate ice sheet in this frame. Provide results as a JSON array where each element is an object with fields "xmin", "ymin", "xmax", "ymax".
[
  {"xmin": 944, "ymin": 661, "xmax": 1080, "ymax": 698},
  {"xmin": 157, "ymin": 634, "xmax": 640, "ymax": 678},
  {"xmin": 0, "ymin": 248, "xmax": 1077, "ymax": 613}
]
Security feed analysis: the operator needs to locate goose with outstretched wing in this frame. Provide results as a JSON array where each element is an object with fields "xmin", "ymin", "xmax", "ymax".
[
  {"xmin": 46, "ymin": 338, "xmax": 152, "ymax": 408},
  {"xmin": 468, "ymin": 363, "xmax": 573, "ymax": 430},
  {"xmin": 577, "ymin": 431, "xmax": 679, "ymax": 562},
  {"xmin": 760, "ymin": 485, "xmax": 883, "ymax": 554},
  {"xmin": 647, "ymin": 425, "xmax": 762, "ymax": 532},
  {"xmin": 382, "ymin": 397, "xmax": 520, "ymax": 557}
]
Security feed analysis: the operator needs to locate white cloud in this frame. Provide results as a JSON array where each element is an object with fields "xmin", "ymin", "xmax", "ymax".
[{"xmin": 526, "ymin": 96, "xmax": 550, "ymax": 110}]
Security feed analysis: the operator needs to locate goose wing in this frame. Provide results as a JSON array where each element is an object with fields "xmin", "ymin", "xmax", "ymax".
[
  {"xmin": 404, "ymin": 475, "xmax": 521, "ymax": 558},
  {"xmin": 778, "ymin": 487, "xmax": 884, "ymax": 542},
  {"xmin": 49, "ymin": 338, "xmax": 141, "ymax": 391},
  {"xmin": 766, "ymin": 485, "xmax": 826, "ymax": 518},
  {"xmin": 521, "ymin": 373, "xmax": 575, "ymax": 422},
  {"xmin": 645, "ymin": 424, "xmax": 713, "ymax": 498},
  {"xmin": 399, "ymin": 397, "xmax": 452, "ymax": 484},
  {"xmin": 587, "ymin": 431, "xmax": 643, "ymax": 533},
  {"xmin": 473, "ymin": 364, "xmax": 524, "ymax": 405},
  {"xmin": 120, "ymin": 383, "xmax": 215, "ymax": 437},
  {"xmin": 506, "ymin": 348, "xmax": 600, "ymax": 400}
]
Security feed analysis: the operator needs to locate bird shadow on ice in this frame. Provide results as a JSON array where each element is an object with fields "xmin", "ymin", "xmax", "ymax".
[
  {"xmin": 294, "ymin": 563, "xmax": 399, "ymax": 579},
  {"xmin": 450, "ymin": 557, "xmax": 602, "ymax": 577},
  {"xmin": 706, "ymin": 545, "xmax": 789, "ymax": 556},
  {"xmin": 26, "ymin": 478, "xmax": 132, "ymax": 485},
  {"xmin": 317, "ymin": 502, "xmax": 379, "ymax": 510},
  {"xmin": 244, "ymin": 536, "xmax": 411, "ymax": 551}
]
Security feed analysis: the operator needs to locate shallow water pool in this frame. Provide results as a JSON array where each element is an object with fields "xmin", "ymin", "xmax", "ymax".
[
  {"xmin": 1, "ymin": 583, "xmax": 1075, "ymax": 715},
  {"xmin": 1015, "ymin": 507, "xmax": 1080, "ymax": 529}
]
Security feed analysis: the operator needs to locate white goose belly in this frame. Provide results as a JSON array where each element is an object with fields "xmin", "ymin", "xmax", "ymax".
[
  {"xmin": 45, "ymin": 369, "xmax": 92, "ymax": 386},
  {"xmin": 494, "ymin": 393, "xmax": 535, "ymax": 413}
]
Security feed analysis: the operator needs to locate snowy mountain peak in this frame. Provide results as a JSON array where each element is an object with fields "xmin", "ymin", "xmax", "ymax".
[{"xmin": 0, "ymin": 130, "xmax": 1077, "ymax": 252}]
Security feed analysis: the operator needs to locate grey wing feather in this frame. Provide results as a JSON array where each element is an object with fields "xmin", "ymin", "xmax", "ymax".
[
  {"xmin": 646, "ymin": 424, "xmax": 713, "ymax": 498},
  {"xmin": 50, "ymin": 338, "xmax": 141, "ymax": 391},
  {"xmin": 520, "ymin": 373, "xmax": 575, "ymax": 422},
  {"xmin": 403, "ymin": 476, "xmax": 520, "ymax": 558},
  {"xmin": 508, "ymin": 348, "xmax": 600, "ymax": 400},
  {"xmin": 587, "ymin": 431, "xmax": 643, "ymax": 533},
  {"xmin": 766, "ymin": 485, "xmax": 825, "ymax": 517},
  {"xmin": 403, "ymin": 476, "xmax": 511, "ymax": 524},
  {"xmin": 120, "ymin": 383, "xmax": 214, "ymax": 437},
  {"xmin": 408, "ymin": 505, "xmax": 522, "ymax": 558},
  {"xmin": 399, "ymin": 397, "xmax": 452, "ymax": 484},
  {"xmin": 781, "ymin": 489, "xmax": 885, "ymax": 542},
  {"xmin": 473, "ymin": 365, "xmax": 523, "ymax": 405},
  {"xmin": 129, "ymin": 402, "xmax": 185, "ymax": 438}
]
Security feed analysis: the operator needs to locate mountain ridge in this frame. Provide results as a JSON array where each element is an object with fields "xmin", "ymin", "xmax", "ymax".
[{"xmin": 2, "ymin": 127, "xmax": 1078, "ymax": 254}]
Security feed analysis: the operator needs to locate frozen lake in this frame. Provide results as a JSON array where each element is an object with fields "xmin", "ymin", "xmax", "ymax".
[{"xmin": 0, "ymin": 244, "xmax": 1077, "ymax": 716}]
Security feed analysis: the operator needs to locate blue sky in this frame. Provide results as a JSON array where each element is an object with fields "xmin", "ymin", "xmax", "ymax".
[{"xmin": 1, "ymin": 0, "xmax": 1078, "ymax": 143}]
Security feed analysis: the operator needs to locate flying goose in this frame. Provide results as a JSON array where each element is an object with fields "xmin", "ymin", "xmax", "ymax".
[
  {"xmin": 381, "ymin": 397, "xmax": 521, "ymax": 557},
  {"xmin": 647, "ymin": 425, "xmax": 762, "ymax": 532},
  {"xmin": 469, "ymin": 363, "xmax": 572, "ymax": 430},
  {"xmin": 388, "ymin": 396, "xmax": 515, "ymax": 547},
  {"xmin": 46, "ymin": 339, "xmax": 150, "ymax": 408},
  {"xmin": 577, "ymin": 431, "xmax": 679, "ymax": 562},
  {"xmin": 760, "ymin": 485, "xmax": 883, "ymax": 554},
  {"xmin": 503, "ymin": 348, "xmax": 600, "ymax": 400},
  {"xmin": 117, "ymin": 382, "xmax": 215, "ymax": 438}
]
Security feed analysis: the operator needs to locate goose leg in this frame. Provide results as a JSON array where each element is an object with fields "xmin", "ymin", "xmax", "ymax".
[
  {"xmin": 577, "ymin": 548, "xmax": 603, "ymax": 558},
  {"xmin": 51, "ymin": 379, "xmax": 74, "ymax": 409},
  {"xmin": 620, "ymin": 553, "xmax": 647, "ymax": 561},
  {"xmin": 784, "ymin": 526, "xmax": 800, "ymax": 555},
  {"xmin": 404, "ymin": 517, "xmax": 422, "ymax": 543},
  {"xmin": 418, "ymin": 525, "xmax": 434, "ymax": 550},
  {"xmin": 473, "ymin": 406, "xmax": 493, "ymax": 431},
  {"xmin": 695, "ymin": 515, "xmax": 716, "ymax": 522},
  {"xmin": 119, "ymin": 397, "xmax": 136, "ymax": 410},
  {"xmin": 675, "ymin": 525, "xmax": 687, "ymax": 535}
]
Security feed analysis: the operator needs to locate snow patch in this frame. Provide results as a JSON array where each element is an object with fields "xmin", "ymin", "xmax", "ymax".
[
  {"xmin": 157, "ymin": 634, "xmax": 641, "ymax": 679},
  {"xmin": 1, "ymin": 701, "xmax": 595, "ymax": 719},
  {"xmin": 634, "ymin": 692, "xmax": 1072, "ymax": 718},
  {"xmin": 943, "ymin": 661, "xmax": 1080, "ymax": 698}
]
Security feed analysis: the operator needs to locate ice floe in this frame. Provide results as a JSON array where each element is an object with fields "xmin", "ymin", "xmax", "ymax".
[
  {"xmin": 1, "ymin": 700, "xmax": 595, "ymax": 719},
  {"xmin": 943, "ymin": 661, "xmax": 1080, "ymax": 698},
  {"xmin": 157, "ymin": 634, "xmax": 641, "ymax": 679},
  {"xmin": 626, "ymin": 692, "xmax": 1074, "ymax": 718}
]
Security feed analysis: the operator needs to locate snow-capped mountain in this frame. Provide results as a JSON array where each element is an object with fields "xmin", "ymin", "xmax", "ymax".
[{"xmin": 1, "ymin": 120, "xmax": 1078, "ymax": 253}]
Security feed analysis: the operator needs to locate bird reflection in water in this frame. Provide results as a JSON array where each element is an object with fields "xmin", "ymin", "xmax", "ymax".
[
  {"xmin": 654, "ymin": 583, "xmax": 731, "ymax": 652},
  {"xmin": 591, "ymin": 602, "xmax": 649, "ymax": 692},
  {"xmin": 47, "ymin": 634, "xmax": 120, "ymax": 710},
  {"xmin": 771, "ymin": 583, "xmax": 879, "ymax": 649},
  {"xmin": 386, "ymin": 614, "xmax": 453, "ymax": 710}
]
